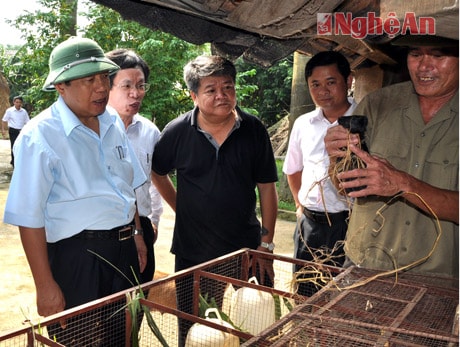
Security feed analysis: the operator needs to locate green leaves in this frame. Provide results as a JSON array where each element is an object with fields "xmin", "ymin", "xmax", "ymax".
[
  {"xmin": 83, "ymin": 3, "xmax": 209, "ymax": 129},
  {"xmin": 88, "ymin": 249, "xmax": 170, "ymax": 346},
  {"xmin": 1, "ymin": 0, "xmax": 292, "ymax": 129}
]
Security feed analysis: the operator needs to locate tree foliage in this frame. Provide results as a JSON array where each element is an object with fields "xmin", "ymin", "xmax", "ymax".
[
  {"xmin": 0, "ymin": 0, "xmax": 78, "ymax": 113},
  {"xmin": 82, "ymin": 2, "xmax": 210, "ymax": 129},
  {"xmin": 236, "ymin": 57, "xmax": 293, "ymax": 126},
  {"xmin": 0, "ymin": 0, "xmax": 292, "ymax": 128}
]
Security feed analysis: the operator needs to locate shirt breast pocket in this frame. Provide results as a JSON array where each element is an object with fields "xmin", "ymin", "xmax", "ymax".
[
  {"xmin": 112, "ymin": 145, "xmax": 130, "ymax": 163},
  {"xmin": 370, "ymin": 137, "xmax": 410, "ymax": 171},
  {"xmin": 425, "ymin": 144, "xmax": 459, "ymax": 189},
  {"xmin": 115, "ymin": 144, "xmax": 131, "ymax": 158},
  {"xmin": 135, "ymin": 148, "xmax": 151, "ymax": 174}
]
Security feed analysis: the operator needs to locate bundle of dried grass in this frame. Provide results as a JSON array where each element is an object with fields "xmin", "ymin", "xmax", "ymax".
[
  {"xmin": 330, "ymin": 115, "xmax": 369, "ymax": 194},
  {"xmin": 293, "ymin": 240, "xmax": 346, "ymax": 295}
]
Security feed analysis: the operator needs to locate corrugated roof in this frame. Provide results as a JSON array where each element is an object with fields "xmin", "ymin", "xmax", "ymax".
[{"xmin": 90, "ymin": 0, "xmax": 458, "ymax": 67}]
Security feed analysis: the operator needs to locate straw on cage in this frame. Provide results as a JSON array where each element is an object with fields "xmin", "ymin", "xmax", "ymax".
[
  {"xmin": 300, "ymin": 115, "xmax": 446, "ymax": 294},
  {"xmin": 329, "ymin": 191, "xmax": 443, "ymax": 291},
  {"xmin": 292, "ymin": 116, "xmax": 368, "ymax": 294},
  {"xmin": 292, "ymin": 240, "xmax": 346, "ymax": 293},
  {"xmin": 330, "ymin": 115, "xmax": 369, "ymax": 194}
]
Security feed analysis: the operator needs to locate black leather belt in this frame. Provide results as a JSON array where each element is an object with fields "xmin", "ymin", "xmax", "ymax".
[
  {"xmin": 73, "ymin": 224, "xmax": 135, "ymax": 241},
  {"xmin": 303, "ymin": 208, "xmax": 349, "ymax": 225}
]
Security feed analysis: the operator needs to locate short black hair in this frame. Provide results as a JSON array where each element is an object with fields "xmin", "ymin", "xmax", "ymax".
[
  {"xmin": 305, "ymin": 51, "xmax": 351, "ymax": 82},
  {"xmin": 105, "ymin": 49, "xmax": 150, "ymax": 85},
  {"xmin": 183, "ymin": 55, "xmax": 236, "ymax": 93},
  {"xmin": 13, "ymin": 96, "xmax": 23, "ymax": 102}
]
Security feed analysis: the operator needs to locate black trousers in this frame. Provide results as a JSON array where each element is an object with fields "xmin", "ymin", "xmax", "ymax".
[
  {"xmin": 8, "ymin": 127, "xmax": 20, "ymax": 166},
  {"xmin": 293, "ymin": 210, "xmax": 349, "ymax": 297},
  {"xmin": 46, "ymin": 234, "xmax": 140, "ymax": 346},
  {"xmin": 134, "ymin": 216, "xmax": 157, "ymax": 335},
  {"xmin": 139, "ymin": 216, "xmax": 156, "ymax": 284}
]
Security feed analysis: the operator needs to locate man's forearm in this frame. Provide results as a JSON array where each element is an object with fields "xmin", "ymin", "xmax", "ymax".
[
  {"xmin": 257, "ymin": 182, "xmax": 278, "ymax": 242},
  {"xmin": 401, "ymin": 172, "xmax": 459, "ymax": 224},
  {"xmin": 19, "ymin": 227, "xmax": 55, "ymax": 289},
  {"xmin": 151, "ymin": 172, "xmax": 177, "ymax": 212}
]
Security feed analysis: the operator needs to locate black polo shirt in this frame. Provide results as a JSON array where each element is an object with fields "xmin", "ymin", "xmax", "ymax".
[{"xmin": 152, "ymin": 107, "xmax": 278, "ymax": 264}]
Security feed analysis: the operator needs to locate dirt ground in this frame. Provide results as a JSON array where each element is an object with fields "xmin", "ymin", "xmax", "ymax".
[{"xmin": 0, "ymin": 139, "xmax": 296, "ymax": 334}]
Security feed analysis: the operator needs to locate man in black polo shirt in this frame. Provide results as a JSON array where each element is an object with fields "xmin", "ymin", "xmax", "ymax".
[{"xmin": 151, "ymin": 55, "xmax": 278, "ymax": 346}]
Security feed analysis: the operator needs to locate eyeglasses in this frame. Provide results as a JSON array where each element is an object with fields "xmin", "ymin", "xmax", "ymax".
[{"xmin": 113, "ymin": 82, "xmax": 151, "ymax": 93}]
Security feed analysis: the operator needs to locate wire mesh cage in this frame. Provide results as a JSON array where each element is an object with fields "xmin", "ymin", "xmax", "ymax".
[
  {"xmin": 0, "ymin": 295, "xmax": 131, "ymax": 346},
  {"xmin": 0, "ymin": 248, "xmax": 339, "ymax": 346},
  {"xmin": 0, "ymin": 249, "xmax": 458, "ymax": 347},
  {"xmin": 136, "ymin": 248, "xmax": 340, "ymax": 346},
  {"xmin": 242, "ymin": 266, "xmax": 459, "ymax": 346}
]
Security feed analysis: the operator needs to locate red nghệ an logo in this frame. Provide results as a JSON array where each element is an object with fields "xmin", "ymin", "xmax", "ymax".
[{"xmin": 317, "ymin": 12, "xmax": 436, "ymax": 39}]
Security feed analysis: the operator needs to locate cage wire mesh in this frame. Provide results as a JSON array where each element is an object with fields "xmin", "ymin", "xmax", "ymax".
[
  {"xmin": 0, "ymin": 296, "xmax": 130, "ymax": 346},
  {"xmin": 0, "ymin": 249, "xmax": 327, "ymax": 346},
  {"xmin": 242, "ymin": 266, "xmax": 459, "ymax": 346},
  {"xmin": 137, "ymin": 249, "xmax": 328, "ymax": 346},
  {"xmin": 0, "ymin": 249, "xmax": 458, "ymax": 347}
]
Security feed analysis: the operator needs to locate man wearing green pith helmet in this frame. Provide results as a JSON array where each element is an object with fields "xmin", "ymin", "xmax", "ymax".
[{"xmin": 3, "ymin": 36, "xmax": 148, "ymax": 345}]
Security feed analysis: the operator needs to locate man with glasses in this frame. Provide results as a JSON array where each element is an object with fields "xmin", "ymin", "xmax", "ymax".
[
  {"xmin": 106, "ymin": 48, "xmax": 163, "ymax": 286},
  {"xmin": 3, "ymin": 37, "xmax": 147, "ymax": 345}
]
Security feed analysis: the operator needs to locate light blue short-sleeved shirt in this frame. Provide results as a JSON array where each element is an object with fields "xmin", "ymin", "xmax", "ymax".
[{"xmin": 3, "ymin": 96, "xmax": 147, "ymax": 242}]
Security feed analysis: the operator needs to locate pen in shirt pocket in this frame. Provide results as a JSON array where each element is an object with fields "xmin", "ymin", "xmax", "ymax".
[{"xmin": 116, "ymin": 145, "xmax": 125, "ymax": 159}]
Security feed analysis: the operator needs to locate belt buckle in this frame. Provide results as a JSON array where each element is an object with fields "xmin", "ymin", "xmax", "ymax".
[{"xmin": 118, "ymin": 225, "xmax": 133, "ymax": 241}]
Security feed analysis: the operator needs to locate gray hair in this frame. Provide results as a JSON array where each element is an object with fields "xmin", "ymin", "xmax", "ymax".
[{"xmin": 183, "ymin": 55, "xmax": 236, "ymax": 93}]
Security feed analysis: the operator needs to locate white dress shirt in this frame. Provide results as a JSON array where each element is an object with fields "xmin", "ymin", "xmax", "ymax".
[
  {"xmin": 115, "ymin": 110, "xmax": 163, "ymax": 225},
  {"xmin": 2, "ymin": 106, "xmax": 29, "ymax": 129},
  {"xmin": 283, "ymin": 97, "xmax": 357, "ymax": 212}
]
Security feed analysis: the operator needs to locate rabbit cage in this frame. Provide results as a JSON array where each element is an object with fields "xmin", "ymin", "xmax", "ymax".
[{"xmin": 0, "ymin": 248, "xmax": 458, "ymax": 347}]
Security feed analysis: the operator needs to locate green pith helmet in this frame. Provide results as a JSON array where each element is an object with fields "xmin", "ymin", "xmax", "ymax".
[{"xmin": 43, "ymin": 36, "xmax": 120, "ymax": 91}]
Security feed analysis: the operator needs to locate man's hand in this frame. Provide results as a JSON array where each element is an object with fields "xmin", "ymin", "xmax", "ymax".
[
  {"xmin": 36, "ymin": 279, "xmax": 66, "ymax": 316},
  {"xmin": 134, "ymin": 235, "xmax": 147, "ymax": 273},
  {"xmin": 324, "ymin": 125, "xmax": 360, "ymax": 159},
  {"xmin": 295, "ymin": 205, "xmax": 303, "ymax": 220},
  {"xmin": 336, "ymin": 144, "xmax": 405, "ymax": 198},
  {"xmin": 36, "ymin": 279, "xmax": 67, "ymax": 328},
  {"xmin": 255, "ymin": 247, "xmax": 275, "ymax": 285},
  {"xmin": 152, "ymin": 224, "xmax": 158, "ymax": 244}
]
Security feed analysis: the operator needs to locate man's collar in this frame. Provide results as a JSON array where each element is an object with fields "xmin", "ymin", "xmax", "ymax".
[{"xmin": 191, "ymin": 106, "xmax": 243, "ymax": 127}]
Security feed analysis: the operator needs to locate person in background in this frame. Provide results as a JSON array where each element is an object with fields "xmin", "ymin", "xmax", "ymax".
[
  {"xmin": 106, "ymin": 48, "xmax": 163, "ymax": 285},
  {"xmin": 325, "ymin": 35, "xmax": 458, "ymax": 280},
  {"xmin": 2, "ymin": 95, "xmax": 30, "ymax": 167},
  {"xmin": 283, "ymin": 51, "xmax": 356, "ymax": 297},
  {"xmin": 151, "ymin": 55, "xmax": 278, "ymax": 346},
  {"xmin": 3, "ymin": 37, "xmax": 147, "ymax": 346}
]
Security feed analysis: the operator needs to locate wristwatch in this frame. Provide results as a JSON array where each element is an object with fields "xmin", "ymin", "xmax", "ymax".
[{"xmin": 260, "ymin": 241, "xmax": 275, "ymax": 251}]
